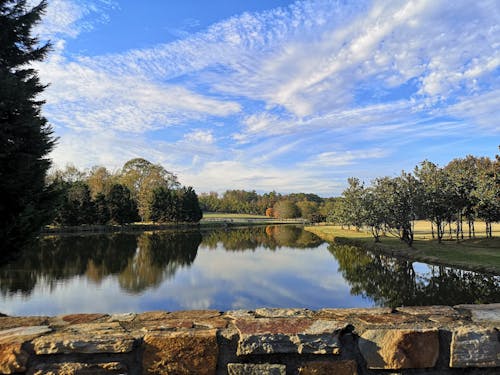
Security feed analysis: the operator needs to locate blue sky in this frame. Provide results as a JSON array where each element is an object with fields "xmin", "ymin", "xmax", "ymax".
[{"xmin": 33, "ymin": 0, "xmax": 500, "ymax": 196}]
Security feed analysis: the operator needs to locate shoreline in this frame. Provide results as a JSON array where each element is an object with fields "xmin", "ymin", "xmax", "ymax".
[
  {"xmin": 305, "ymin": 226, "xmax": 500, "ymax": 276},
  {"xmin": 41, "ymin": 219, "xmax": 309, "ymax": 235}
]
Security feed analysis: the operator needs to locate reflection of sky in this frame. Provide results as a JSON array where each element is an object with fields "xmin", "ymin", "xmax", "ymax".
[{"xmin": 0, "ymin": 243, "xmax": 373, "ymax": 316}]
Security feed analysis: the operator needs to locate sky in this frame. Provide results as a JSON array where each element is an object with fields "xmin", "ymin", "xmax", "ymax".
[{"xmin": 31, "ymin": 0, "xmax": 500, "ymax": 196}]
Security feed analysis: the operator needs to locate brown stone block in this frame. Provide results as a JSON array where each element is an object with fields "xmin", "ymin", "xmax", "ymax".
[
  {"xmin": 194, "ymin": 317, "xmax": 229, "ymax": 329},
  {"xmin": 234, "ymin": 318, "xmax": 313, "ymax": 335},
  {"xmin": 0, "ymin": 343, "xmax": 29, "ymax": 374},
  {"xmin": 166, "ymin": 310, "xmax": 221, "ymax": 320},
  {"xmin": 143, "ymin": 329, "xmax": 218, "ymax": 375},
  {"xmin": 254, "ymin": 308, "xmax": 314, "ymax": 318},
  {"xmin": 450, "ymin": 326, "xmax": 500, "ymax": 368},
  {"xmin": 0, "ymin": 326, "xmax": 53, "ymax": 373},
  {"xmin": 140, "ymin": 319, "xmax": 194, "ymax": 331},
  {"xmin": 359, "ymin": 329, "xmax": 439, "ymax": 369},
  {"xmin": 318, "ymin": 307, "xmax": 392, "ymax": 319},
  {"xmin": 0, "ymin": 326, "xmax": 52, "ymax": 344},
  {"xmin": 235, "ymin": 319, "xmax": 346, "ymax": 355},
  {"xmin": 227, "ymin": 363, "xmax": 286, "ymax": 375},
  {"xmin": 61, "ymin": 314, "xmax": 108, "ymax": 325},
  {"xmin": 27, "ymin": 362, "xmax": 127, "ymax": 375},
  {"xmin": 32, "ymin": 323, "xmax": 134, "ymax": 355},
  {"xmin": 356, "ymin": 313, "xmax": 418, "ymax": 325},
  {"xmin": 396, "ymin": 305, "xmax": 457, "ymax": 317},
  {"xmin": 0, "ymin": 317, "xmax": 49, "ymax": 330},
  {"xmin": 454, "ymin": 303, "xmax": 500, "ymax": 324},
  {"xmin": 298, "ymin": 360, "xmax": 358, "ymax": 375},
  {"xmin": 136, "ymin": 311, "xmax": 170, "ymax": 322}
]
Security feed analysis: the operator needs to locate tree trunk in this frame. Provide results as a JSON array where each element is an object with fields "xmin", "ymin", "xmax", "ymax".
[
  {"xmin": 436, "ymin": 221, "xmax": 442, "ymax": 243},
  {"xmin": 431, "ymin": 223, "xmax": 435, "ymax": 239},
  {"xmin": 468, "ymin": 220, "xmax": 472, "ymax": 239},
  {"xmin": 472, "ymin": 221, "xmax": 475, "ymax": 238}
]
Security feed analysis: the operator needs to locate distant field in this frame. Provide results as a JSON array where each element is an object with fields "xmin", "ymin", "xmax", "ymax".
[
  {"xmin": 306, "ymin": 221, "xmax": 500, "ymax": 274},
  {"xmin": 411, "ymin": 220, "xmax": 500, "ymax": 239},
  {"xmin": 202, "ymin": 212, "xmax": 268, "ymax": 219}
]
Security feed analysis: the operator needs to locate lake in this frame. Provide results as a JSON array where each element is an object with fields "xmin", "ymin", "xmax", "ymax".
[{"xmin": 1, "ymin": 226, "xmax": 499, "ymax": 316}]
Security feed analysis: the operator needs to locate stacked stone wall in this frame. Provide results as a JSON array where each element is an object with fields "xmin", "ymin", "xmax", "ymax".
[{"xmin": 0, "ymin": 304, "xmax": 498, "ymax": 374}]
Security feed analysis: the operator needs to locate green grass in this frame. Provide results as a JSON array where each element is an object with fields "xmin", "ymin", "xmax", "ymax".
[
  {"xmin": 305, "ymin": 224, "xmax": 500, "ymax": 274},
  {"xmin": 202, "ymin": 212, "xmax": 268, "ymax": 219}
]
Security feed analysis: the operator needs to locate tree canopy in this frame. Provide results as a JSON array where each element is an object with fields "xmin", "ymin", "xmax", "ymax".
[{"xmin": 328, "ymin": 151, "xmax": 500, "ymax": 245}]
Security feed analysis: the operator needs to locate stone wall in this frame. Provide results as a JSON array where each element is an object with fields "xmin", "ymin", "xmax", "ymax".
[{"xmin": 0, "ymin": 304, "xmax": 498, "ymax": 374}]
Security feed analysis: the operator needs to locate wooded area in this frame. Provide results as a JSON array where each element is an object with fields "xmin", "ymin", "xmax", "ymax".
[{"xmin": 330, "ymin": 154, "xmax": 500, "ymax": 245}]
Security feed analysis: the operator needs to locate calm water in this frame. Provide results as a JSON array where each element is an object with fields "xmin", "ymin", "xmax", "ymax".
[{"xmin": 1, "ymin": 226, "xmax": 499, "ymax": 316}]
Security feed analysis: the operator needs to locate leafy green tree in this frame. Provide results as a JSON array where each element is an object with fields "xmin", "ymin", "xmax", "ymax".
[
  {"xmin": 198, "ymin": 191, "xmax": 220, "ymax": 212},
  {"xmin": 106, "ymin": 184, "xmax": 139, "ymax": 225},
  {"xmin": 414, "ymin": 161, "xmax": 452, "ymax": 243},
  {"xmin": 273, "ymin": 200, "xmax": 300, "ymax": 219},
  {"xmin": 445, "ymin": 156, "xmax": 480, "ymax": 239},
  {"xmin": 472, "ymin": 159, "xmax": 499, "ymax": 237},
  {"xmin": 341, "ymin": 177, "xmax": 365, "ymax": 230},
  {"xmin": 86, "ymin": 166, "xmax": 115, "ymax": 198},
  {"xmin": 119, "ymin": 158, "xmax": 179, "ymax": 221},
  {"xmin": 296, "ymin": 200, "xmax": 319, "ymax": 220},
  {"xmin": 0, "ymin": 0, "xmax": 56, "ymax": 251},
  {"xmin": 53, "ymin": 182, "xmax": 95, "ymax": 226},
  {"xmin": 93, "ymin": 192, "xmax": 110, "ymax": 225},
  {"xmin": 362, "ymin": 185, "xmax": 386, "ymax": 242},
  {"xmin": 375, "ymin": 173, "xmax": 420, "ymax": 246}
]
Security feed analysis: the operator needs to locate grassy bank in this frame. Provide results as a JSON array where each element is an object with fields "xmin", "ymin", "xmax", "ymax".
[{"xmin": 305, "ymin": 222, "xmax": 500, "ymax": 275}]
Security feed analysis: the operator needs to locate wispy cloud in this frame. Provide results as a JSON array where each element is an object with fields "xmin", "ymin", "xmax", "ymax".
[
  {"xmin": 37, "ymin": 0, "xmax": 500, "ymax": 195},
  {"xmin": 301, "ymin": 149, "xmax": 388, "ymax": 168},
  {"xmin": 33, "ymin": 0, "xmax": 117, "ymax": 39}
]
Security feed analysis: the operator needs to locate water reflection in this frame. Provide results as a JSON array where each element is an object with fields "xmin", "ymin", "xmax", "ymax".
[
  {"xmin": 1, "ymin": 227, "xmax": 498, "ymax": 315},
  {"xmin": 329, "ymin": 243, "xmax": 500, "ymax": 307},
  {"xmin": 0, "ymin": 226, "xmax": 322, "ymax": 297},
  {"xmin": 201, "ymin": 225, "xmax": 323, "ymax": 251}
]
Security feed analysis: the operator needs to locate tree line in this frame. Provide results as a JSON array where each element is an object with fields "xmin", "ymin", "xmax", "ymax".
[
  {"xmin": 49, "ymin": 158, "xmax": 202, "ymax": 226},
  {"xmin": 328, "ymin": 153, "xmax": 500, "ymax": 246},
  {"xmin": 199, "ymin": 190, "xmax": 337, "ymax": 222}
]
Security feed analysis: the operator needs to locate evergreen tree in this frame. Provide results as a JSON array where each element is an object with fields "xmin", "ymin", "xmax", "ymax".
[
  {"xmin": 106, "ymin": 184, "xmax": 139, "ymax": 225},
  {"xmin": 0, "ymin": 0, "xmax": 56, "ymax": 251},
  {"xmin": 53, "ymin": 182, "xmax": 95, "ymax": 226},
  {"xmin": 149, "ymin": 186, "xmax": 175, "ymax": 223},
  {"xmin": 93, "ymin": 192, "xmax": 110, "ymax": 225},
  {"xmin": 180, "ymin": 186, "xmax": 202, "ymax": 222}
]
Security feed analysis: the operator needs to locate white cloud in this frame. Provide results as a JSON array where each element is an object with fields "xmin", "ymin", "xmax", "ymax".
[
  {"xmin": 35, "ymin": 0, "xmax": 500, "ymax": 195},
  {"xmin": 302, "ymin": 149, "xmax": 388, "ymax": 168},
  {"xmin": 181, "ymin": 160, "xmax": 344, "ymax": 195},
  {"xmin": 37, "ymin": 49, "xmax": 241, "ymax": 133},
  {"xmin": 183, "ymin": 130, "xmax": 215, "ymax": 145},
  {"xmin": 33, "ymin": 0, "xmax": 117, "ymax": 39},
  {"xmin": 446, "ymin": 90, "xmax": 500, "ymax": 130}
]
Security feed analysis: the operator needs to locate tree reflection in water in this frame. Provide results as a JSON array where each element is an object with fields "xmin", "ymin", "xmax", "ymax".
[
  {"xmin": 329, "ymin": 243, "xmax": 500, "ymax": 307},
  {"xmin": 201, "ymin": 225, "xmax": 324, "ymax": 251},
  {"xmin": 0, "ymin": 226, "xmax": 323, "ymax": 297},
  {"xmin": 2, "ymin": 228, "xmax": 497, "ymax": 307},
  {"xmin": 118, "ymin": 231, "xmax": 201, "ymax": 293},
  {"xmin": 0, "ymin": 231, "xmax": 201, "ymax": 296}
]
